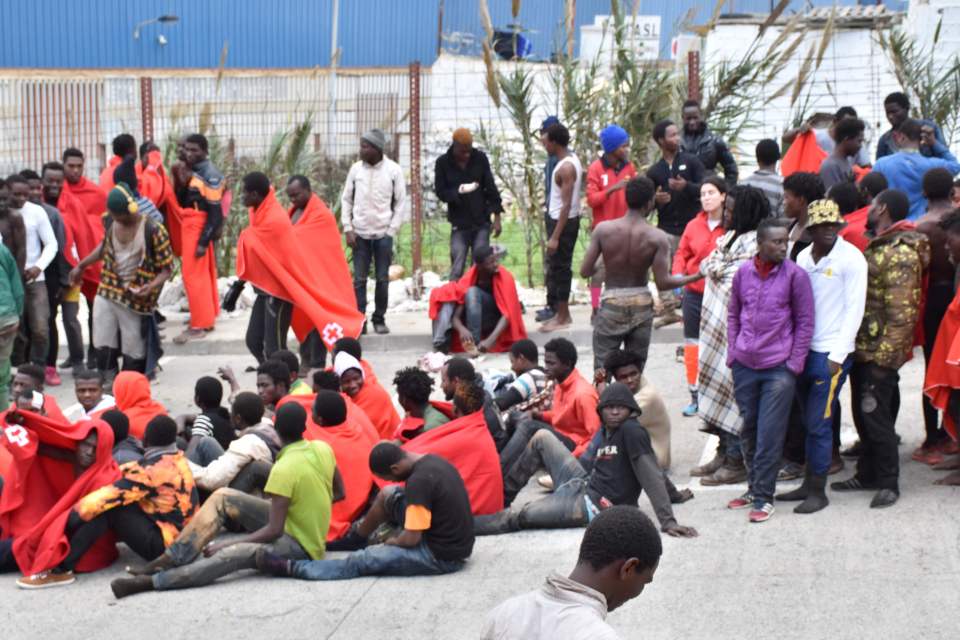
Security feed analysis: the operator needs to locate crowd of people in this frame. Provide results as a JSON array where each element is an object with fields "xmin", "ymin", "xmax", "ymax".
[{"xmin": 1, "ymin": 87, "xmax": 960, "ymax": 638}]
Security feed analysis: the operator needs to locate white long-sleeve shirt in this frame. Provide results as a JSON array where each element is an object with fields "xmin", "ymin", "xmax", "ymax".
[
  {"xmin": 340, "ymin": 157, "xmax": 406, "ymax": 239},
  {"xmin": 187, "ymin": 424, "xmax": 275, "ymax": 491},
  {"xmin": 19, "ymin": 201, "xmax": 58, "ymax": 282},
  {"xmin": 796, "ymin": 236, "xmax": 868, "ymax": 364}
]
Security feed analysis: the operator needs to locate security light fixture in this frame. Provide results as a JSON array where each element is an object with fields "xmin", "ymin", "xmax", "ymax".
[{"xmin": 133, "ymin": 14, "xmax": 179, "ymax": 40}]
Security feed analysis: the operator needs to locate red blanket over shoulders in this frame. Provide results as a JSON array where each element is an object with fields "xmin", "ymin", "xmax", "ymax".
[
  {"xmin": 237, "ymin": 190, "xmax": 364, "ymax": 345},
  {"xmin": 781, "ymin": 130, "xmax": 828, "ymax": 177},
  {"xmin": 376, "ymin": 409, "xmax": 503, "ymax": 515},
  {"xmin": 428, "ymin": 265, "xmax": 527, "ymax": 353},
  {"xmin": 0, "ymin": 412, "xmax": 120, "ymax": 575},
  {"xmin": 924, "ymin": 286, "xmax": 960, "ymax": 439}
]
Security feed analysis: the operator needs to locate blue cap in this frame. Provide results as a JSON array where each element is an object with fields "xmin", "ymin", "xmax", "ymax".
[
  {"xmin": 540, "ymin": 115, "xmax": 560, "ymax": 133},
  {"xmin": 600, "ymin": 125, "xmax": 629, "ymax": 154}
]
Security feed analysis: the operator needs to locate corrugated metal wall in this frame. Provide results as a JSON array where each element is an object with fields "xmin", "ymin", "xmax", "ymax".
[{"xmin": 0, "ymin": 0, "xmax": 905, "ymax": 69}]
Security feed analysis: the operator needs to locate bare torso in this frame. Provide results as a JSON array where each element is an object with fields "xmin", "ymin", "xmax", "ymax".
[{"xmin": 593, "ymin": 214, "xmax": 665, "ymax": 289}]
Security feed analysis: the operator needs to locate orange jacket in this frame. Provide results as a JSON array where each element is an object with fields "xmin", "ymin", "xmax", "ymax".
[{"xmin": 585, "ymin": 156, "xmax": 637, "ymax": 228}]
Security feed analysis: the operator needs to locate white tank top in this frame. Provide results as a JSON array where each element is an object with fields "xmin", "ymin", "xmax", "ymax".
[{"xmin": 548, "ymin": 153, "xmax": 582, "ymax": 220}]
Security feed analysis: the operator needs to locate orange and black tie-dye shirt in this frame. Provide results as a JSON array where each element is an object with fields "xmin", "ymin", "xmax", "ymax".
[{"xmin": 74, "ymin": 450, "xmax": 199, "ymax": 546}]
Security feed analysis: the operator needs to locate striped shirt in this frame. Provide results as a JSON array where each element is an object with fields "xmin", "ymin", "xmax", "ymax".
[
  {"xmin": 742, "ymin": 169, "xmax": 784, "ymax": 218},
  {"xmin": 508, "ymin": 368, "xmax": 547, "ymax": 402}
]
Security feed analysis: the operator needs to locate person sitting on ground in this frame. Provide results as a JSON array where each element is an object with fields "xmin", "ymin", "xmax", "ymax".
[
  {"xmin": 493, "ymin": 339, "xmax": 548, "ymax": 413},
  {"xmin": 440, "ymin": 357, "xmax": 507, "ymax": 450},
  {"xmin": 15, "ymin": 415, "xmax": 197, "ymax": 589},
  {"xmin": 110, "ymin": 402, "xmax": 343, "ymax": 598},
  {"xmin": 62, "ymin": 369, "xmax": 116, "ymax": 424},
  {"xmin": 255, "ymin": 440, "xmax": 473, "ymax": 581},
  {"xmin": 181, "ymin": 376, "xmax": 234, "ymax": 459},
  {"xmin": 429, "ymin": 245, "xmax": 527, "ymax": 356},
  {"xmin": 394, "ymin": 366, "xmax": 450, "ymax": 441},
  {"xmin": 333, "ymin": 350, "xmax": 400, "ymax": 440},
  {"xmin": 10, "ymin": 363, "xmax": 67, "ymax": 421},
  {"xmin": 256, "ymin": 359, "xmax": 291, "ymax": 419},
  {"xmin": 498, "ymin": 338, "xmax": 600, "ymax": 474},
  {"xmin": 310, "ymin": 369, "xmax": 379, "ymax": 442},
  {"xmin": 269, "ymin": 349, "xmax": 312, "ymax": 396},
  {"xmin": 187, "ymin": 392, "xmax": 280, "ymax": 495},
  {"xmin": 112, "ymin": 371, "xmax": 167, "ymax": 440},
  {"xmin": 475, "ymin": 382, "xmax": 697, "ymax": 538},
  {"xmin": 481, "ymin": 506, "xmax": 663, "ymax": 640},
  {"xmin": 101, "ymin": 409, "xmax": 144, "ymax": 465}
]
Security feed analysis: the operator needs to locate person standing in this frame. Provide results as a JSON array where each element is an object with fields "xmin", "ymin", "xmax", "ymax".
[
  {"xmin": 782, "ymin": 107, "xmax": 873, "ymax": 169},
  {"xmin": 0, "ymin": 238, "xmax": 23, "ymax": 409},
  {"xmin": 6, "ymin": 174, "xmax": 58, "ymax": 369},
  {"xmin": 778, "ymin": 201, "xmax": 867, "ymax": 514},
  {"xmin": 585, "ymin": 124, "xmax": 637, "ymax": 314},
  {"xmin": 646, "ymin": 119, "xmax": 705, "ymax": 328},
  {"xmin": 672, "ymin": 177, "xmax": 727, "ymax": 416},
  {"xmin": 341, "ymin": 129, "xmax": 406, "ymax": 335},
  {"xmin": 434, "ymin": 128, "xmax": 503, "ymax": 281},
  {"xmin": 536, "ymin": 116, "xmax": 561, "ymax": 323},
  {"xmin": 819, "ymin": 118, "xmax": 866, "ymax": 190},
  {"xmin": 98, "ymin": 133, "xmax": 137, "ymax": 191},
  {"xmin": 680, "ymin": 100, "xmax": 738, "ymax": 184},
  {"xmin": 783, "ymin": 172, "xmax": 826, "ymax": 261},
  {"xmin": 832, "ymin": 189, "xmax": 929, "ymax": 508},
  {"xmin": 726, "ymin": 218, "xmax": 814, "ymax": 523},
  {"xmin": 873, "ymin": 119, "xmax": 960, "ymax": 221},
  {"xmin": 742, "ymin": 139, "xmax": 784, "ymax": 218},
  {"xmin": 539, "ymin": 124, "xmax": 583, "ymax": 332},
  {"xmin": 875, "ymin": 92, "xmax": 946, "ymax": 160}
]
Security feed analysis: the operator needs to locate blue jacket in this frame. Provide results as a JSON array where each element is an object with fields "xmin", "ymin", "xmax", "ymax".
[
  {"xmin": 875, "ymin": 120, "xmax": 946, "ymax": 160},
  {"xmin": 873, "ymin": 146, "xmax": 960, "ymax": 220}
]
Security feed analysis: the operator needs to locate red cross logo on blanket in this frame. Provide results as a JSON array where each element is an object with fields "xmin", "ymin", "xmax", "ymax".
[
  {"xmin": 4, "ymin": 424, "xmax": 30, "ymax": 447},
  {"xmin": 322, "ymin": 322, "xmax": 345, "ymax": 346}
]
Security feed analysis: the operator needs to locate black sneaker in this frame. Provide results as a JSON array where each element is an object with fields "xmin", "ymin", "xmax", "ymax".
[
  {"xmin": 361, "ymin": 321, "xmax": 368, "ymax": 335},
  {"xmin": 373, "ymin": 322, "xmax": 390, "ymax": 335},
  {"xmin": 830, "ymin": 477, "xmax": 878, "ymax": 492},
  {"xmin": 870, "ymin": 488, "xmax": 899, "ymax": 509},
  {"xmin": 535, "ymin": 307, "xmax": 556, "ymax": 322},
  {"xmin": 254, "ymin": 549, "xmax": 292, "ymax": 576}
]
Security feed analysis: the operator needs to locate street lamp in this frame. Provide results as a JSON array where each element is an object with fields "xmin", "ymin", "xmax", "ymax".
[{"xmin": 133, "ymin": 14, "xmax": 179, "ymax": 40}]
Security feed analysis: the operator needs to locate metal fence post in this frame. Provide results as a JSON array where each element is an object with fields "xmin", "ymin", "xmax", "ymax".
[
  {"xmin": 687, "ymin": 51, "xmax": 701, "ymax": 102},
  {"xmin": 409, "ymin": 61, "xmax": 423, "ymax": 300},
  {"xmin": 140, "ymin": 77, "xmax": 155, "ymax": 143}
]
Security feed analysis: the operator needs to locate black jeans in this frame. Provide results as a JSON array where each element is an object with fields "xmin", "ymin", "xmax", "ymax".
[
  {"xmin": 851, "ymin": 362, "xmax": 901, "ymax": 491},
  {"xmin": 449, "ymin": 224, "xmax": 491, "ymax": 281},
  {"xmin": 245, "ymin": 293, "xmax": 292, "ymax": 364},
  {"xmin": 498, "ymin": 418, "xmax": 575, "ymax": 483},
  {"xmin": 545, "ymin": 217, "xmax": 580, "ymax": 305},
  {"xmin": 59, "ymin": 505, "xmax": 166, "ymax": 572},
  {"xmin": 49, "ymin": 299, "xmax": 85, "ymax": 367},
  {"xmin": 352, "ymin": 235, "xmax": 393, "ymax": 324},
  {"xmin": 922, "ymin": 282, "xmax": 952, "ymax": 446},
  {"xmin": 298, "ymin": 330, "xmax": 327, "ymax": 370}
]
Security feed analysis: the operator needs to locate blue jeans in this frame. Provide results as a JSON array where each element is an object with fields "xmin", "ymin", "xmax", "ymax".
[
  {"xmin": 291, "ymin": 540, "xmax": 464, "ymax": 580},
  {"xmin": 449, "ymin": 224, "xmax": 491, "ymax": 280},
  {"xmin": 797, "ymin": 352, "xmax": 852, "ymax": 475},
  {"xmin": 732, "ymin": 363, "xmax": 797, "ymax": 506},
  {"xmin": 352, "ymin": 235, "xmax": 393, "ymax": 324}
]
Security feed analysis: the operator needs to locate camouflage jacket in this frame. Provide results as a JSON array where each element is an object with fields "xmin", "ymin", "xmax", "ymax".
[{"xmin": 855, "ymin": 224, "xmax": 930, "ymax": 370}]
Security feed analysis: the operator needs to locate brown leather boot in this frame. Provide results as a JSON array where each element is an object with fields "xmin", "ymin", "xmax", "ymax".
[
  {"xmin": 701, "ymin": 456, "xmax": 748, "ymax": 485},
  {"xmin": 690, "ymin": 452, "xmax": 724, "ymax": 477}
]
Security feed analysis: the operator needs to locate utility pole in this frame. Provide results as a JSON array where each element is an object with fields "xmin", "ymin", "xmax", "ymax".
[{"xmin": 327, "ymin": 0, "xmax": 340, "ymax": 156}]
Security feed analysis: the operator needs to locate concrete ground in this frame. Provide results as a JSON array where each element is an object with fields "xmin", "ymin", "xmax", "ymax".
[{"xmin": 3, "ymin": 305, "xmax": 959, "ymax": 639}]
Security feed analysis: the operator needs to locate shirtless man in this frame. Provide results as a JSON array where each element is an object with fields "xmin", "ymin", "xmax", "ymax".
[
  {"xmin": 0, "ymin": 178, "xmax": 27, "ymax": 273},
  {"xmin": 581, "ymin": 176, "xmax": 704, "ymax": 373}
]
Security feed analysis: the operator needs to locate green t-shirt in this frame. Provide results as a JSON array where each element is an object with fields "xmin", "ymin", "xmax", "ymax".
[
  {"xmin": 264, "ymin": 439, "xmax": 336, "ymax": 560},
  {"xmin": 422, "ymin": 404, "xmax": 451, "ymax": 433}
]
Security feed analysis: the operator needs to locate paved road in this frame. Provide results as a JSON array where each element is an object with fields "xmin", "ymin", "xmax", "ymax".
[{"xmin": 4, "ymin": 318, "xmax": 959, "ymax": 639}]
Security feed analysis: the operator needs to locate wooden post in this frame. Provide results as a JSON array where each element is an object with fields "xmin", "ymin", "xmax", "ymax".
[
  {"xmin": 139, "ymin": 77, "xmax": 155, "ymax": 142},
  {"xmin": 409, "ymin": 61, "xmax": 423, "ymax": 299},
  {"xmin": 687, "ymin": 50, "xmax": 701, "ymax": 102}
]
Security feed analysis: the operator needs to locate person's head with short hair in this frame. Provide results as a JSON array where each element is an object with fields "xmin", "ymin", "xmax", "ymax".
[
  {"xmin": 602, "ymin": 350, "xmax": 644, "ymax": 394},
  {"xmin": 868, "ymin": 189, "xmax": 911, "ymax": 237},
  {"xmin": 286, "ymin": 174, "xmax": 312, "ymax": 211},
  {"xmin": 19, "ymin": 169, "xmax": 42, "ymax": 204},
  {"xmin": 312, "ymin": 369, "xmax": 341, "ymax": 393},
  {"xmin": 274, "ymin": 402, "xmax": 307, "ymax": 445},
  {"xmin": 859, "ymin": 171, "xmax": 888, "ymax": 204},
  {"xmin": 112, "ymin": 133, "xmax": 137, "ymax": 159},
  {"xmin": 332, "ymin": 337, "xmax": 362, "ymax": 361},
  {"xmin": 782, "ymin": 172, "xmax": 825, "ymax": 221},
  {"xmin": 313, "ymin": 390, "xmax": 348, "ymax": 427},
  {"xmin": 369, "ymin": 442, "xmax": 418, "ymax": 482},
  {"xmin": 101, "ymin": 409, "xmax": 130, "ymax": 445},
  {"xmin": 231, "ymin": 391, "xmax": 266, "ymax": 430},
  {"xmin": 75, "ymin": 369, "xmax": 105, "ymax": 413},
  {"xmin": 508, "ymin": 339, "xmax": 539, "ymax": 376},
  {"xmin": 194, "ymin": 376, "xmax": 224, "ymax": 411},
  {"xmin": 256, "ymin": 360, "xmax": 291, "ymax": 407},
  {"xmin": 939, "ymin": 209, "xmax": 960, "ymax": 265},
  {"xmin": 474, "ymin": 244, "xmax": 499, "ymax": 277},
  {"xmin": 571, "ymin": 506, "xmax": 662, "ymax": 612},
  {"xmin": 41, "ymin": 161, "xmax": 66, "ymax": 203},
  {"xmin": 828, "ymin": 181, "xmax": 864, "ymax": 216},
  {"xmin": 543, "ymin": 124, "xmax": 570, "ymax": 156},
  {"xmin": 681, "ymin": 99, "xmax": 703, "ymax": 135},
  {"xmin": 451, "ymin": 127, "xmax": 474, "ymax": 165},
  {"xmin": 184, "ymin": 133, "xmax": 209, "ymax": 166},
  {"xmin": 544, "ymin": 337, "xmax": 577, "ymax": 384},
  {"xmin": 757, "ymin": 218, "xmax": 790, "ymax": 264},
  {"xmin": 6, "ymin": 174, "xmax": 29, "ymax": 210},
  {"xmin": 441, "ymin": 357, "xmax": 475, "ymax": 400},
  {"xmin": 652, "ymin": 119, "xmax": 679, "ymax": 154},
  {"xmin": 139, "ymin": 140, "xmax": 160, "ymax": 161},
  {"xmin": 833, "ymin": 117, "xmax": 865, "ymax": 157},
  {"xmin": 13, "ymin": 364, "xmax": 46, "ymax": 400},
  {"xmin": 884, "ymin": 91, "xmax": 911, "ymax": 128},
  {"xmin": 722, "ymin": 185, "xmax": 770, "ymax": 238},
  {"xmin": 625, "ymin": 176, "xmax": 656, "ymax": 217},
  {"xmin": 452, "ymin": 380, "xmax": 485, "ymax": 417},
  {"xmin": 393, "ymin": 366, "xmax": 435, "ymax": 414},
  {"xmin": 834, "ymin": 106, "xmax": 858, "ymax": 121},
  {"xmin": 923, "ymin": 167, "xmax": 955, "ymax": 203},
  {"xmin": 269, "ymin": 349, "xmax": 301, "ymax": 387},
  {"xmin": 893, "ymin": 118, "xmax": 922, "ymax": 149},
  {"xmin": 143, "ymin": 415, "xmax": 178, "ymax": 448},
  {"xmin": 62, "ymin": 147, "xmax": 85, "ymax": 184},
  {"xmin": 700, "ymin": 176, "xmax": 727, "ymax": 217},
  {"xmin": 755, "ymin": 139, "xmax": 781, "ymax": 169},
  {"xmin": 242, "ymin": 171, "xmax": 271, "ymax": 209}
]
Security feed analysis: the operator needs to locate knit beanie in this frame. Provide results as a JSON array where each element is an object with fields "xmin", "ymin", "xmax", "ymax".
[{"xmin": 600, "ymin": 125, "xmax": 629, "ymax": 154}]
